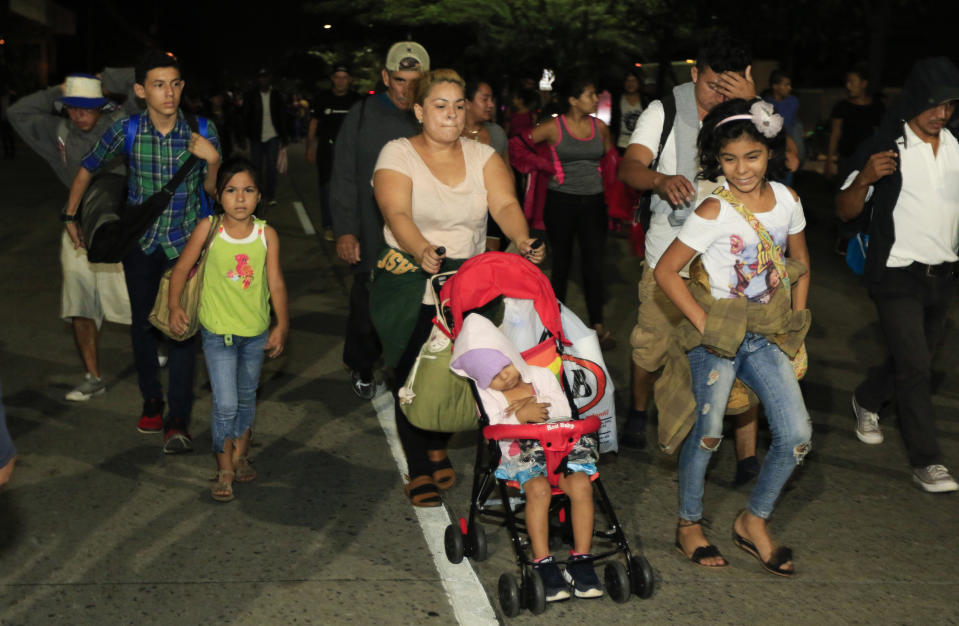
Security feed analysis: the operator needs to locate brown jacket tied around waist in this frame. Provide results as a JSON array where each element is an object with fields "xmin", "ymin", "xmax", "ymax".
[{"xmin": 655, "ymin": 257, "xmax": 811, "ymax": 454}]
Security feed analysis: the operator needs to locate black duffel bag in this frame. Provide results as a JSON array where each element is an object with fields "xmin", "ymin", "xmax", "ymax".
[{"xmin": 84, "ymin": 155, "xmax": 201, "ymax": 263}]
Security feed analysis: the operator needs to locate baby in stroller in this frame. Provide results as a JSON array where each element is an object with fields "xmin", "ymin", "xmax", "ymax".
[{"xmin": 451, "ymin": 313, "xmax": 603, "ymax": 601}]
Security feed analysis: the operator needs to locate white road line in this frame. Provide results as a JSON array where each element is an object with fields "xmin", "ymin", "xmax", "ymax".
[
  {"xmin": 291, "ymin": 201, "xmax": 316, "ymax": 235},
  {"xmin": 372, "ymin": 392, "xmax": 499, "ymax": 626}
]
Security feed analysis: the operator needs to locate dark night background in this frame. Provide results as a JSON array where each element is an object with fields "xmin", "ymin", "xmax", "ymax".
[{"xmin": 3, "ymin": 0, "xmax": 958, "ymax": 95}]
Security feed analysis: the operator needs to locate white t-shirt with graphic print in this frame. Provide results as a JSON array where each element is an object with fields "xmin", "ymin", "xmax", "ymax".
[{"xmin": 678, "ymin": 181, "xmax": 806, "ymax": 303}]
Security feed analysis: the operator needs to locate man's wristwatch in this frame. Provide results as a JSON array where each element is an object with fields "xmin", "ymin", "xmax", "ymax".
[{"xmin": 61, "ymin": 212, "xmax": 78, "ymax": 223}]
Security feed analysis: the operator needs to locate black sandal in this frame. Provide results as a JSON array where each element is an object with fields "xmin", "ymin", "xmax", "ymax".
[
  {"xmin": 675, "ymin": 520, "xmax": 728, "ymax": 568},
  {"xmin": 732, "ymin": 530, "xmax": 795, "ymax": 577}
]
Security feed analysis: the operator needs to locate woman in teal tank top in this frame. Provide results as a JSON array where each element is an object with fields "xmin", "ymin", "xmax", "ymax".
[{"xmin": 168, "ymin": 157, "xmax": 289, "ymax": 502}]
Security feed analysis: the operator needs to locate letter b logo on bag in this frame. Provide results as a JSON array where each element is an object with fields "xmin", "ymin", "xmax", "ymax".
[
  {"xmin": 571, "ymin": 369, "xmax": 592, "ymax": 399},
  {"xmin": 562, "ymin": 355, "xmax": 606, "ymax": 414}
]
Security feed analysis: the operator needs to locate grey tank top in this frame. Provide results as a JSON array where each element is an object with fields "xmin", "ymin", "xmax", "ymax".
[{"xmin": 547, "ymin": 115, "xmax": 604, "ymax": 196}]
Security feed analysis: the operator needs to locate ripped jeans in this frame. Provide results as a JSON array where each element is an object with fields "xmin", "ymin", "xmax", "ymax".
[{"xmin": 679, "ymin": 332, "xmax": 811, "ymax": 521}]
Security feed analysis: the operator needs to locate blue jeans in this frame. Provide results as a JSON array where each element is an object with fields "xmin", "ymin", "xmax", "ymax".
[
  {"xmin": 679, "ymin": 332, "xmax": 812, "ymax": 521},
  {"xmin": 201, "ymin": 328, "xmax": 267, "ymax": 453},
  {"xmin": 122, "ymin": 245, "xmax": 196, "ymax": 431}
]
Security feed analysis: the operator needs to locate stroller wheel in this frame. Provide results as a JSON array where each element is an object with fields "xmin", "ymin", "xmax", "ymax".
[
  {"xmin": 524, "ymin": 567, "xmax": 546, "ymax": 615},
  {"xmin": 497, "ymin": 573, "xmax": 521, "ymax": 617},
  {"xmin": 467, "ymin": 522, "xmax": 488, "ymax": 561},
  {"xmin": 629, "ymin": 555, "xmax": 656, "ymax": 599},
  {"xmin": 604, "ymin": 561, "xmax": 631, "ymax": 603},
  {"xmin": 444, "ymin": 523, "xmax": 465, "ymax": 564}
]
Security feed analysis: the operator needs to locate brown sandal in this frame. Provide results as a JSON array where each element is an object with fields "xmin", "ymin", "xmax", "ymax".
[
  {"xmin": 210, "ymin": 469, "xmax": 235, "ymax": 502},
  {"xmin": 404, "ymin": 475, "xmax": 441, "ymax": 507},
  {"xmin": 233, "ymin": 454, "xmax": 257, "ymax": 483},
  {"xmin": 428, "ymin": 450, "xmax": 456, "ymax": 490}
]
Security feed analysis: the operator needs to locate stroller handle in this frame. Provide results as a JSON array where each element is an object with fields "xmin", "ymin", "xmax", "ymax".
[
  {"xmin": 483, "ymin": 415, "xmax": 600, "ymax": 445},
  {"xmin": 484, "ymin": 416, "xmax": 601, "ymax": 487}
]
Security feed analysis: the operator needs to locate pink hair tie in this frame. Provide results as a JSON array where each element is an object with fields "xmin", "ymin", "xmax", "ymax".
[{"xmin": 715, "ymin": 101, "xmax": 784, "ymax": 138}]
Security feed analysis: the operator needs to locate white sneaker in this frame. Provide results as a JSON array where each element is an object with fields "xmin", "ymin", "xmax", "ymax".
[
  {"xmin": 65, "ymin": 373, "xmax": 106, "ymax": 401},
  {"xmin": 912, "ymin": 465, "xmax": 959, "ymax": 493},
  {"xmin": 852, "ymin": 395, "xmax": 883, "ymax": 444}
]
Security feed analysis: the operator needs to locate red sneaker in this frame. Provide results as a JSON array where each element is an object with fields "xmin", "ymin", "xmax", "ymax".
[{"xmin": 137, "ymin": 399, "xmax": 164, "ymax": 434}]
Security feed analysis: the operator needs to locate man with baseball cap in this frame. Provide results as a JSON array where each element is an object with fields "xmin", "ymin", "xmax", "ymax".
[
  {"xmin": 328, "ymin": 41, "xmax": 428, "ymax": 399},
  {"xmin": 837, "ymin": 56, "xmax": 959, "ymax": 493},
  {"xmin": 8, "ymin": 70, "xmax": 138, "ymax": 402}
]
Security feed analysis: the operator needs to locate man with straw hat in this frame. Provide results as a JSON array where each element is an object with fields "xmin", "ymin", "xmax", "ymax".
[{"xmin": 8, "ymin": 70, "xmax": 138, "ymax": 402}]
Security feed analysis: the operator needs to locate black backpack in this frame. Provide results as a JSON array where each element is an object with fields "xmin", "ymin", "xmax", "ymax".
[{"xmin": 634, "ymin": 93, "xmax": 676, "ymax": 232}]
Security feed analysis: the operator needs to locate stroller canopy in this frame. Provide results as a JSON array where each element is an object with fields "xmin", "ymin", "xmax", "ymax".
[{"xmin": 439, "ymin": 252, "xmax": 568, "ymax": 346}]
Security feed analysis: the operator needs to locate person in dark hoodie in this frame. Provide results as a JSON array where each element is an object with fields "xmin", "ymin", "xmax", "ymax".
[{"xmin": 836, "ymin": 56, "xmax": 959, "ymax": 493}]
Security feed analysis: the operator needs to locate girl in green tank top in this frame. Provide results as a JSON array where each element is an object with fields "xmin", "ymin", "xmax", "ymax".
[{"xmin": 168, "ymin": 157, "xmax": 289, "ymax": 502}]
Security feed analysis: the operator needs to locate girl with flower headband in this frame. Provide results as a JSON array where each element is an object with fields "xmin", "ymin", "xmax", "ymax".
[{"xmin": 653, "ymin": 98, "xmax": 813, "ymax": 577}]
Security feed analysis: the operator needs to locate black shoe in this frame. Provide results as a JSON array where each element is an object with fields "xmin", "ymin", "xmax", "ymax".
[
  {"xmin": 734, "ymin": 456, "xmax": 760, "ymax": 486},
  {"xmin": 621, "ymin": 409, "xmax": 647, "ymax": 449},
  {"xmin": 351, "ymin": 370, "xmax": 375, "ymax": 400},
  {"xmin": 162, "ymin": 429, "xmax": 193, "ymax": 454},
  {"xmin": 532, "ymin": 556, "xmax": 571, "ymax": 602},
  {"xmin": 564, "ymin": 553, "xmax": 604, "ymax": 598}
]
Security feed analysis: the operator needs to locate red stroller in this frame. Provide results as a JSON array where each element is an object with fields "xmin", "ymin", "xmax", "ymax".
[{"xmin": 435, "ymin": 252, "xmax": 655, "ymax": 617}]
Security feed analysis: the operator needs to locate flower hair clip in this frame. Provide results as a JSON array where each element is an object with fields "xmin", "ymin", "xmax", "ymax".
[{"xmin": 715, "ymin": 101, "xmax": 784, "ymax": 138}]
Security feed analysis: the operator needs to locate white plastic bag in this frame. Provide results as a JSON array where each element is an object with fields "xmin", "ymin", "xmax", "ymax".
[{"xmin": 501, "ymin": 299, "xmax": 618, "ymax": 453}]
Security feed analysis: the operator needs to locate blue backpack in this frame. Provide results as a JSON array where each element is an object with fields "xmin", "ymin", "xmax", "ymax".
[
  {"xmin": 845, "ymin": 232, "xmax": 869, "ymax": 275},
  {"xmin": 123, "ymin": 112, "xmax": 214, "ymax": 217}
]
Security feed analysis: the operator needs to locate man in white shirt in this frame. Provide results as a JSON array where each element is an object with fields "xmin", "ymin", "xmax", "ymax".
[
  {"xmin": 243, "ymin": 69, "xmax": 288, "ymax": 207},
  {"xmin": 618, "ymin": 34, "xmax": 758, "ymax": 464},
  {"xmin": 837, "ymin": 56, "xmax": 959, "ymax": 493}
]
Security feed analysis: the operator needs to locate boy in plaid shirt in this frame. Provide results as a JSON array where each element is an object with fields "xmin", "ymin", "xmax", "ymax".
[{"xmin": 64, "ymin": 50, "xmax": 221, "ymax": 453}]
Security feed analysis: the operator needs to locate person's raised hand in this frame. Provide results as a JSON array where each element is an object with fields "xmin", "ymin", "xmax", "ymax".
[
  {"xmin": 335, "ymin": 234, "xmax": 361, "ymax": 265},
  {"xmin": 654, "ymin": 174, "xmax": 696, "ymax": 207},
  {"xmin": 188, "ymin": 132, "xmax": 220, "ymax": 165},
  {"xmin": 856, "ymin": 150, "xmax": 898, "ymax": 186},
  {"xmin": 716, "ymin": 65, "xmax": 756, "ymax": 101}
]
